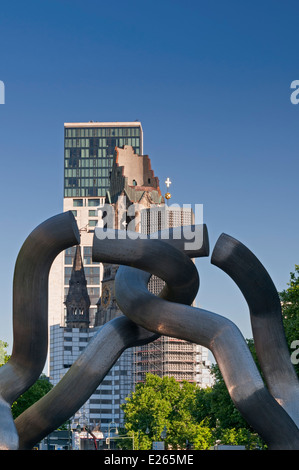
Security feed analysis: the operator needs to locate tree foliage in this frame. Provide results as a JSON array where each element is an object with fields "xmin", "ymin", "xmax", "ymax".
[
  {"xmin": 0, "ymin": 342, "xmax": 53, "ymax": 419},
  {"xmin": 11, "ymin": 374, "xmax": 53, "ymax": 419},
  {"xmin": 0, "ymin": 340, "xmax": 9, "ymax": 366},
  {"xmin": 122, "ymin": 371, "xmax": 265, "ymax": 450},
  {"xmin": 122, "ymin": 374, "xmax": 213, "ymax": 450}
]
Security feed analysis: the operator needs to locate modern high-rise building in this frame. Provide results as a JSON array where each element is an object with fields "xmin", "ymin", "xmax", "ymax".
[
  {"xmin": 49, "ymin": 123, "xmax": 213, "ymax": 438},
  {"xmin": 64, "ymin": 121, "xmax": 143, "ymax": 199},
  {"xmin": 49, "ymin": 122, "xmax": 145, "ymax": 435},
  {"xmin": 49, "ymin": 122, "xmax": 143, "ymax": 328}
]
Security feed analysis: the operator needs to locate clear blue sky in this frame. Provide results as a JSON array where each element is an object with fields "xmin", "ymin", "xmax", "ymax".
[{"xmin": 0, "ymin": 0, "xmax": 298, "ymax": 355}]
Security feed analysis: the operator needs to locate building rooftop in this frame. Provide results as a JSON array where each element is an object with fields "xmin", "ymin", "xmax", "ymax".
[{"xmin": 64, "ymin": 121, "xmax": 142, "ymax": 128}]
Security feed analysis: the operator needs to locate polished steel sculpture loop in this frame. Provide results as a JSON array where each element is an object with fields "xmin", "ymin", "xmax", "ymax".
[
  {"xmin": 0, "ymin": 212, "xmax": 80, "ymax": 449},
  {"xmin": 211, "ymin": 234, "xmax": 299, "ymax": 429},
  {"xmin": 94, "ymin": 228, "xmax": 299, "ymax": 449},
  {"xmin": 1, "ymin": 215, "xmax": 298, "ymax": 450},
  {"xmin": 14, "ymin": 225, "xmax": 209, "ymax": 449}
]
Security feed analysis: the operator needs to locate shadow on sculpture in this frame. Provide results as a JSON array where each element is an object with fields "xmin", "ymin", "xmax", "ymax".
[{"xmin": 0, "ymin": 213, "xmax": 298, "ymax": 449}]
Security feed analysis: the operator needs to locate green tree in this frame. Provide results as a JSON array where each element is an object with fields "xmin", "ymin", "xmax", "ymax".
[
  {"xmin": 192, "ymin": 346, "xmax": 266, "ymax": 449},
  {"xmin": 0, "ymin": 341, "xmax": 53, "ymax": 420},
  {"xmin": 11, "ymin": 374, "xmax": 53, "ymax": 419},
  {"xmin": 122, "ymin": 374, "xmax": 213, "ymax": 450},
  {"xmin": 0, "ymin": 340, "xmax": 9, "ymax": 365}
]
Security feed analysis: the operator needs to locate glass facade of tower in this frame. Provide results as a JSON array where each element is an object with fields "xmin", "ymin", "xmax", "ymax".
[{"xmin": 64, "ymin": 123, "xmax": 143, "ymax": 197}]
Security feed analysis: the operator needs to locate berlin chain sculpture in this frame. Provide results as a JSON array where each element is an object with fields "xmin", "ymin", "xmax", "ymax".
[{"xmin": 0, "ymin": 212, "xmax": 298, "ymax": 449}]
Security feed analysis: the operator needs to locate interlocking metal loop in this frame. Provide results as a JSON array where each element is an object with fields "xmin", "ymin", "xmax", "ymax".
[
  {"xmin": 211, "ymin": 234, "xmax": 299, "ymax": 429},
  {"xmin": 1, "ymin": 215, "xmax": 299, "ymax": 450},
  {"xmin": 97, "ymin": 229, "xmax": 299, "ymax": 450},
  {"xmin": 0, "ymin": 212, "xmax": 80, "ymax": 449},
  {"xmin": 14, "ymin": 225, "xmax": 209, "ymax": 449}
]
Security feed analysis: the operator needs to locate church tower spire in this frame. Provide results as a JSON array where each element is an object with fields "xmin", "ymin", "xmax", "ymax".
[{"xmin": 65, "ymin": 245, "xmax": 90, "ymax": 328}]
